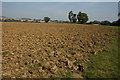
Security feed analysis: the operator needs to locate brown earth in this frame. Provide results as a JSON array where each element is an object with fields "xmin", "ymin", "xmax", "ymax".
[{"xmin": 2, "ymin": 22, "xmax": 117, "ymax": 78}]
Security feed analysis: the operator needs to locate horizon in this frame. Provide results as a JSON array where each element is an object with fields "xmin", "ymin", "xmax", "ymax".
[{"xmin": 2, "ymin": 2, "xmax": 119, "ymax": 22}]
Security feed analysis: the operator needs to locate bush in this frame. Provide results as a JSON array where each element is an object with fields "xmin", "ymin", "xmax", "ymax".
[
  {"xmin": 110, "ymin": 19, "xmax": 120, "ymax": 26},
  {"xmin": 100, "ymin": 20, "xmax": 111, "ymax": 25},
  {"xmin": 93, "ymin": 20, "xmax": 101, "ymax": 24}
]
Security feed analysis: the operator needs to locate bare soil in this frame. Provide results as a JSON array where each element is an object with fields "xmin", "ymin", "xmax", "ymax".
[{"xmin": 2, "ymin": 22, "xmax": 117, "ymax": 78}]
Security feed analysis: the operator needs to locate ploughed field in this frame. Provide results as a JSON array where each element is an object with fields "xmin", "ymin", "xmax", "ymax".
[{"xmin": 2, "ymin": 22, "xmax": 117, "ymax": 78}]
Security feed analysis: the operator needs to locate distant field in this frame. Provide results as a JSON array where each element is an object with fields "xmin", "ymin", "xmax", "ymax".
[{"xmin": 2, "ymin": 22, "xmax": 119, "ymax": 78}]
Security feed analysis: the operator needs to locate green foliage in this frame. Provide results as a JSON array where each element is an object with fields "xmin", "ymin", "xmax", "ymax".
[
  {"xmin": 62, "ymin": 68, "xmax": 73, "ymax": 78},
  {"xmin": 77, "ymin": 12, "xmax": 89, "ymax": 24},
  {"xmin": 73, "ymin": 59, "xmax": 84, "ymax": 65},
  {"xmin": 84, "ymin": 36, "xmax": 120, "ymax": 78},
  {"xmin": 35, "ymin": 52, "xmax": 40, "ymax": 56},
  {"xmin": 39, "ymin": 61, "xmax": 46, "ymax": 66},
  {"xmin": 100, "ymin": 25, "xmax": 120, "ymax": 29},
  {"xmin": 100, "ymin": 20, "xmax": 111, "ymax": 25},
  {"xmin": 110, "ymin": 19, "xmax": 120, "ymax": 26},
  {"xmin": 67, "ymin": 57, "xmax": 74, "ymax": 61},
  {"xmin": 2, "ymin": 51, "xmax": 8, "ymax": 55},
  {"xmin": 27, "ymin": 65, "xmax": 39, "ymax": 70},
  {"xmin": 44, "ymin": 17, "xmax": 50, "ymax": 23},
  {"xmin": 68, "ymin": 11, "xmax": 89, "ymax": 24}
]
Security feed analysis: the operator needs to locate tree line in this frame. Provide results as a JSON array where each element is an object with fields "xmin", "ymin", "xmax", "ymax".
[
  {"xmin": 87, "ymin": 19, "xmax": 120, "ymax": 26},
  {"xmin": 1, "ymin": 11, "xmax": 119, "ymax": 26},
  {"xmin": 43, "ymin": 11, "xmax": 89, "ymax": 24},
  {"xmin": 68, "ymin": 11, "xmax": 119, "ymax": 26}
]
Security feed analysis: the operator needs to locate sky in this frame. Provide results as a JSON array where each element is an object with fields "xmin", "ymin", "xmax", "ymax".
[
  {"xmin": 1, "ymin": 0, "xmax": 120, "ymax": 2},
  {"xmin": 2, "ymin": 2, "xmax": 119, "ymax": 22}
]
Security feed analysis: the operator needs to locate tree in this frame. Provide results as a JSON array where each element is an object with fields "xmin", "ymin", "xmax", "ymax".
[
  {"xmin": 77, "ymin": 12, "xmax": 89, "ymax": 24},
  {"xmin": 93, "ymin": 20, "xmax": 100, "ymax": 24},
  {"xmin": 68, "ymin": 11, "xmax": 73, "ymax": 23},
  {"xmin": 44, "ymin": 17, "xmax": 50, "ymax": 23},
  {"xmin": 100, "ymin": 20, "xmax": 111, "ymax": 25},
  {"xmin": 68, "ymin": 11, "xmax": 77, "ymax": 23},
  {"xmin": 110, "ymin": 19, "xmax": 120, "ymax": 26},
  {"xmin": 118, "ymin": 12, "xmax": 120, "ymax": 19},
  {"xmin": 72, "ymin": 14, "xmax": 77, "ymax": 23}
]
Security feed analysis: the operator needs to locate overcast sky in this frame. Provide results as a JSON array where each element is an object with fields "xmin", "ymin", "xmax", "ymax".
[{"xmin": 2, "ymin": 2, "xmax": 119, "ymax": 22}]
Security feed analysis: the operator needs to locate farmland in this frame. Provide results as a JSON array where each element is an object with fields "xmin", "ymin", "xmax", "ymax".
[{"xmin": 2, "ymin": 22, "xmax": 119, "ymax": 78}]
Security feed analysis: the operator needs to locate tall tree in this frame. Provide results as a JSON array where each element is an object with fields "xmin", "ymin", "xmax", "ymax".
[
  {"xmin": 77, "ymin": 12, "xmax": 88, "ymax": 24},
  {"xmin": 68, "ymin": 11, "xmax": 73, "ymax": 23},
  {"xmin": 68, "ymin": 11, "xmax": 77, "ymax": 23},
  {"xmin": 72, "ymin": 14, "xmax": 77, "ymax": 23},
  {"xmin": 44, "ymin": 17, "xmax": 50, "ymax": 23}
]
